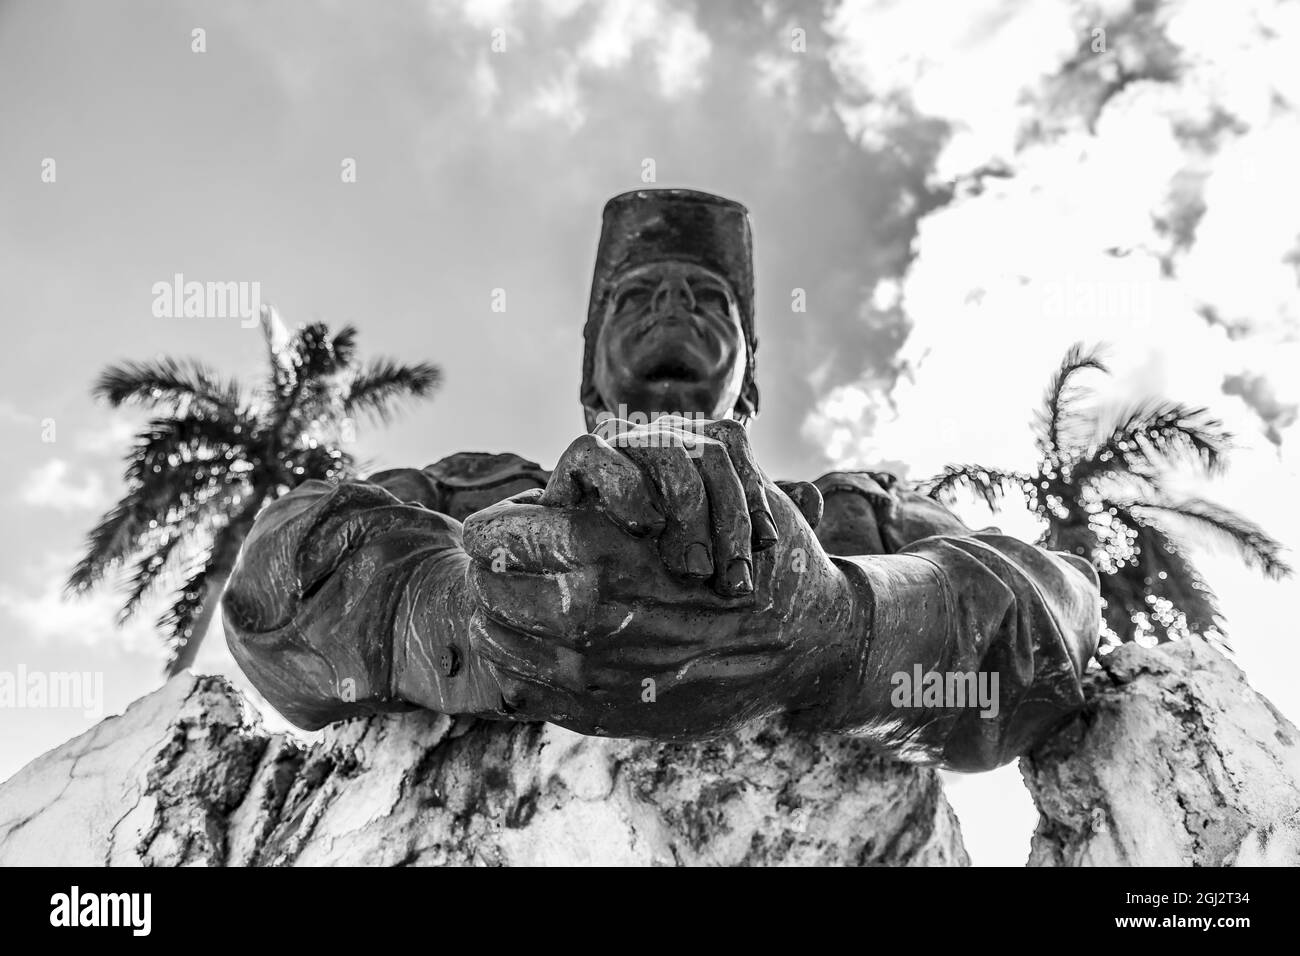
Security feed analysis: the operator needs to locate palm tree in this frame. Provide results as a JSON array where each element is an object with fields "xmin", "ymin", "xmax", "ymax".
[
  {"xmin": 67, "ymin": 306, "xmax": 441, "ymax": 675},
  {"xmin": 922, "ymin": 343, "xmax": 1291, "ymax": 649}
]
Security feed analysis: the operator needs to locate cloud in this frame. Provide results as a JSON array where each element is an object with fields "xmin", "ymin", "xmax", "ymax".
[
  {"xmin": 810, "ymin": 0, "xmax": 1300, "ymax": 474},
  {"xmin": 576, "ymin": 0, "xmax": 711, "ymax": 97},
  {"xmin": 804, "ymin": 0, "xmax": 1300, "ymax": 744},
  {"xmin": 0, "ymin": 401, "xmax": 36, "ymax": 427},
  {"xmin": 1223, "ymin": 371, "xmax": 1300, "ymax": 446},
  {"xmin": 19, "ymin": 460, "xmax": 108, "ymax": 512},
  {"xmin": 0, "ymin": 555, "xmax": 161, "ymax": 653},
  {"xmin": 826, "ymin": 0, "xmax": 1078, "ymax": 172},
  {"xmin": 73, "ymin": 415, "xmax": 139, "ymax": 456},
  {"xmin": 499, "ymin": 0, "xmax": 717, "ymax": 127}
]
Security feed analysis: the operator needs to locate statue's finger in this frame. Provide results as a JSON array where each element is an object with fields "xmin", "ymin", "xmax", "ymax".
[
  {"xmin": 701, "ymin": 417, "xmax": 777, "ymax": 552},
  {"xmin": 508, "ymin": 487, "xmax": 544, "ymax": 505},
  {"xmin": 468, "ymin": 606, "xmax": 588, "ymax": 686},
  {"xmin": 473, "ymin": 615, "xmax": 620, "ymax": 730},
  {"xmin": 471, "ymin": 563, "xmax": 731, "ymax": 654},
  {"xmin": 462, "ymin": 500, "xmax": 593, "ymax": 574},
  {"xmin": 469, "ymin": 563, "xmax": 597, "ymax": 643},
  {"xmin": 775, "ymin": 480, "xmax": 823, "ymax": 530},
  {"xmin": 473, "ymin": 612, "xmax": 691, "ymax": 732},
  {"xmin": 671, "ymin": 646, "xmax": 786, "ymax": 684},
  {"xmin": 542, "ymin": 433, "xmax": 666, "ymax": 537},
  {"xmin": 693, "ymin": 441, "xmax": 754, "ymax": 596},
  {"xmin": 619, "ymin": 441, "xmax": 714, "ymax": 580}
]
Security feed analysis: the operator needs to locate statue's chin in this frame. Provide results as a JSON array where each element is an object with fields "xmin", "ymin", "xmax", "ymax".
[{"xmin": 602, "ymin": 380, "xmax": 728, "ymax": 420}]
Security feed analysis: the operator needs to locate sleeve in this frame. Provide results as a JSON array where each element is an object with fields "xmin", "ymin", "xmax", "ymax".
[
  {"xmin": 823, "ymin": 532, "xmax": 1101, "ymax": 772},
  {"xmin": 221, "ymin": 478, "xmax": 503, "ymax": 730}
]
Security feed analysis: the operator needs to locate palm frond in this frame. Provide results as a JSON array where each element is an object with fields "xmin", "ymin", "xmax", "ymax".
[
  {"xmin": 70, "ymin": 432, "xmax": 248, "ymax": 596},
  {"xmin": 157, "ymin": 557, "xmax": 213, "ymax": 666},
  {"xmin": 259, "ymin": 304, "xmax": 296, "ymax": 395},
  {"xmin": 921, "ymin": 465, "xmax": 1030, "ymax": 510},
  {"xmin": 123, "ymin": 415, "xmax": 248, "ymax": 481},
  {"xmin": 1130, "ymin": 498, "xmax": 1293, "ymax": 580},
  {"xmin": 1035, "ymin": 342, "xmax": 1109, "ymax": 462},
  {"xmin": 1099, "ymin": 501, "xmax": 1222, "ymax": 643},
  {"xmin": 343, "ymin": 360, "xmax": 442, "ymax": 424},
  {"xmin": 66, "ymin": 493, "xmax": 154, "ymax": 594},
  {"xmin": 292, "ymin": 443, "xmax": 355, "ymax": 483},
  {"xmin": 67, "ymin": 479, "xmax": 200, "ymax": 595},
  {"xmin": 331, "ymin": 324, "xmax": 358, "ymax": 366},
  {"xmin": 93, "ymin": 358, "xmax": 242, "ymax": 415},
  {"xmin": 293, "ymin": 322, "xmax": 349, "ymax": 379},
  {"xmin": 1074, "ymin": 401, "xmax": 1231, "ymax": 486},
  {"xmin": 262, "ymin": 322, "xmax": 348, "ymax": 444},
  {"xmin": 115, "ymin": 531, "xmax": 188, "ymax": 624}
]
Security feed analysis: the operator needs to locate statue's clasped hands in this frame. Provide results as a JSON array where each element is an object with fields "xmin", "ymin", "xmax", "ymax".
[{"xmin": 461, "ymin": 417, "xmax": 859, "ymax": 738}]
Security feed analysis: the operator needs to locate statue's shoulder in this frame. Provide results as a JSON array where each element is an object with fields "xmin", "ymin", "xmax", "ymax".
[
  {"xmin": 421, "ymin": 452, "xmax": 551, "ymax": 521},
  {"xmin": 367, "ymin": 452, "xmax": 550, "ymax": 520},
  {"xmin": 423, "ymin": 451, "xmax": 551, "ymax": 489},
  {"xmin": 812, "ymin": 469, "xmax": 898, "ymax": 507}
]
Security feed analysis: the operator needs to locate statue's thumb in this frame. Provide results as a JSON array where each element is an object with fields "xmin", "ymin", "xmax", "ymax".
[{"xmin": 775, "ymin": 480, "xmax": 823, "ymax": 530}]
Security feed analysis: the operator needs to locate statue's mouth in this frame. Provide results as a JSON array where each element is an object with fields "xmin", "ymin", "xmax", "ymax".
[{"xmin": 644, "ymin": 358, "xmax": 702, "ymax": 383}]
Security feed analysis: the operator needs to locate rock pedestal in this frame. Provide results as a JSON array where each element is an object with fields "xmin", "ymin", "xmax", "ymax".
[
  {"xmin": 0, "ymin": 675, "xmax": 967, "ymax": 866},
  {"xmin": 1022, "ymin": 638, "xmax": 1300, "ymax": 866},
  {"xmin": 2, "ymin": 636, "xmax": 1293, "ymax": 866}
]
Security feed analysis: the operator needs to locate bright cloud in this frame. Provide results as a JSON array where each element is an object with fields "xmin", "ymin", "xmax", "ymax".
[
  {"xmin": 0, "ymin": 401, "xmax": 36, "ymax": 426},
  {"xmin": 19, "ymin": 460, "xmax": 107, "ymax": 512},
  {"xmin": 577, "ymin": 0, "xmax": 711, "ymax": 97},
  {"xmin": 809, "ymin": 0, "xmax": 1300, "ymax": 725},
  {"xmin": 827, "ymin": 0, "xmax": 1079, "ymax": 173},
  {"xmin": 0, "ymin": 555, "xmax": 160, "ymax": 652},
  {"xmin": 813, "ymin": 0, "xmax": 1300, "ymax": 862}
]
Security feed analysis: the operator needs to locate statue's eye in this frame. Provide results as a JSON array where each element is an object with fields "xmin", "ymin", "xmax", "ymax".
[
  {"xmin": 695, "ymin": 287, "xmax": 730, "ymax": 313},
  {"xmin": 614, "ymin": 287, "xmax": 650, "ymax": 313}
]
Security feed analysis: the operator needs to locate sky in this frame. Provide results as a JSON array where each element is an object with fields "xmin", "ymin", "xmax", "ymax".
[{"xmin": 1, "ymin": 0, "xmax": 1297, "ymax": 866}]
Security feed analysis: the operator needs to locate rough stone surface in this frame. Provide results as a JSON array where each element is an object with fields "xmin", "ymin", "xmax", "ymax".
[
  {"xmin": 7, "ymin": 636, "xmax": 1291, "ymax": 866},
  {"xmin": 1022, "ymin": 637, "xmax": 1300, "ymax": 866},
  {"xmin": 0, "ymin": 675, "xmax": 968, "ymax": 866}
]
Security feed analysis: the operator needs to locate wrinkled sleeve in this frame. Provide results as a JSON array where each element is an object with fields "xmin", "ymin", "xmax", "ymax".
[
  {"xmin": 221, "ymin": 477, "xmax": 499, "ymax": 729},
  {"xmin": 827, "ymin": 533, "xmax": 1101, "ymax": 772}
]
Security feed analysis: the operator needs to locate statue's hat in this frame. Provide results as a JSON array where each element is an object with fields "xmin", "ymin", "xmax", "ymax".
[{"xmin": 581, "ymin": 188, "xmax": 759, "ymax": 418}]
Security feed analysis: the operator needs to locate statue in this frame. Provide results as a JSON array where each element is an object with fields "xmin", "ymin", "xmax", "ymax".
[{"xmin": 223, "ymin": 189, "xmax": 1100, "ymax": 772}]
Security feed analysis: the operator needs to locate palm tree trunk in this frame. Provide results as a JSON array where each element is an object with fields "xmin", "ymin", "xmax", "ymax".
[
  {"xmin": 167, "ymin": 565, "xmax": 232, "ymax": 675},
  {"xmin": 166, "ymin": 503, "xmax": 261, "ymax": 676}
]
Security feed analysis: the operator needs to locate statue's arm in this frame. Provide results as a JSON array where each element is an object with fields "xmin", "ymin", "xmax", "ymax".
[
  {"xmin": 221, "ymin": 454, "xmax": 548, "ymax": 729},
  {"xmin": 804, "ymin": 472, "xmax": 1100, "ymax": 771}
]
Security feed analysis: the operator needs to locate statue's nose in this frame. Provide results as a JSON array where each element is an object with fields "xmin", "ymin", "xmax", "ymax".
[{"xmin": 650, "ymin": 276, "xmax": 695, "ymax": 316}]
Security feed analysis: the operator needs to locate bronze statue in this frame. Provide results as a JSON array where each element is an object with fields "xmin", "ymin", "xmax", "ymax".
[{"xmin": 223, "ymin": 189, "xmax": 1100, "ymax": 772}]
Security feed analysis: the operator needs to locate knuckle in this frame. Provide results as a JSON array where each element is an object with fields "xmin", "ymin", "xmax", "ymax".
[
  {"xmin": 697, "ymin": 441, "xmax": 729, "ymax": 467},
  {"xmin": 709, "ymin": 417, "xmax": 746, "ymax": 442},
  {"xmin": 568, "ymin": 433, "xmax": 602, "ymax": 456},
  {"xmin": 670, "ymin": 444, "xmax": 704, "ymax": 478},
  {"xmin": 498, "ymin": 677, "xmax": 534, "ymax": 712}
]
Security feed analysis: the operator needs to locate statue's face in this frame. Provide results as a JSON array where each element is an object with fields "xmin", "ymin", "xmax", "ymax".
[{"xmin": 591, "ymin": 261, "xmax": 747, "ymax": 420}]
